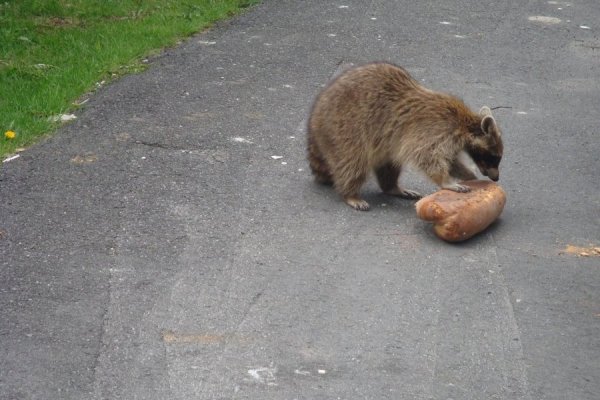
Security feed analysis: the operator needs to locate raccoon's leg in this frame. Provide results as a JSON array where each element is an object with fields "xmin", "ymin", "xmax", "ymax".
[
  {"xmin": 307, "ymin": 136, "xmax": 333, "ymax": 185},
  {"xmin": 426, "ymin": 161, "xmax": 471, "ymax": 193},
  {"xmin": 433, "ymin": 172, "xmax": 471, "ymax": 192},
  {"xmin": 449, "ymin": 159, "xmax": 477, "ymax": 181},
  {"xmin": 333, "ymin": 156, "xmax": 370, "ymax": 211},
  {"xmin": 375, "ymin": 163, "xmax": 422, "ymax": 200}
]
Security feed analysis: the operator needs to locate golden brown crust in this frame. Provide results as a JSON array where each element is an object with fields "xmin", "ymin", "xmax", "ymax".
[{"xmin": 415, "ymin": 180, "xmax": 506, "ymax": 242}]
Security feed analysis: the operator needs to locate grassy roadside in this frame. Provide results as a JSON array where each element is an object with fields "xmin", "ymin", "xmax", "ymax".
[{"xmin": 0, "ymin": 0, "xmax": 260, "ymax": 159}]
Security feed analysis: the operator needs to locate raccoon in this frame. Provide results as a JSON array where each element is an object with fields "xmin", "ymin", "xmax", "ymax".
[{"xmin": 307, "ymin": 62, "xmax": 503, "ymax": 211}]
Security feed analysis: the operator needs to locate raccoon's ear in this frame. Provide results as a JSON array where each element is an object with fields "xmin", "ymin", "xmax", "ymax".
[
  {"xmin": 481, "ymin": 115, "xmax": 499, "ymax": 137},
  {"xmin": 479, "ymin": 106, "xmax": 493, "ymax": 117}
]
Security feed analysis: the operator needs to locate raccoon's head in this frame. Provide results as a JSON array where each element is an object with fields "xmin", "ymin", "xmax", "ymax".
[{"xmin": 468, "ymin": 106, "xmax": 503, "ymax": 181}]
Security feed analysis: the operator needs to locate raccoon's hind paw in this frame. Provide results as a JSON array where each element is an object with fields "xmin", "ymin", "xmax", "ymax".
[
  {"xmin": 345, "ymin": 197, "xmax": 370, "ymax": 211},
  {"xmin": 442, "ymin": 183, "xmax": 471, "ymax": 193}
]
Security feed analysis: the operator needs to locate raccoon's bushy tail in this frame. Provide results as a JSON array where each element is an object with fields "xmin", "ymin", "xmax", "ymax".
[{"xmin": 307, "ymin": 135, "xmax": 333, "ymax": 185}]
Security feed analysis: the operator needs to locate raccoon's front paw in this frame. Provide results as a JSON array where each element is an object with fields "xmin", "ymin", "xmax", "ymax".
[
  {"xmin": 385, "ymin": 187, "xmax": 423, "ymax": 200},
  {"xmin": 398, "ymin": 188, "xmax": 423, "ymax": 200},
  {"xmin": 345, "ymin": 197, "xmax": 370, "ymax": 211},
  {"xmin": 443, "ymin": 183, "xmax": 471, "ymax": 193}
]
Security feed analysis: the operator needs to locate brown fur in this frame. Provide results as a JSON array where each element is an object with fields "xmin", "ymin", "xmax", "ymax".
[{"xmin": 307, "ymin": 62, "xmax": 503, "ymax": 210}]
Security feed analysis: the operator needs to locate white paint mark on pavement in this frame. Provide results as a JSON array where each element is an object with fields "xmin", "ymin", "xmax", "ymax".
[
  {"xmin": 295, "ymin": 369, "xmax": 311, "ymax": 376},
  {"xmin": 232, "ymin": 137, "xmax": 253, "ymax": 144},
  {"xmin": 2, "ymin": 154, "xmax": 20, "ymax": 163},
  {"xmin": 247, "ymin": 366, "xmax": 277, "ymax": 385},
  {"xmin": 528, "ymin": 16, "xmax": 561, "ymax": 24},
  {"xmin": 580, "ymin": 25, "xmax": 591, "ymax": 30},
  {"xmin": 271, "ymin": 155, "xmax": 283, "ymax": 160}
]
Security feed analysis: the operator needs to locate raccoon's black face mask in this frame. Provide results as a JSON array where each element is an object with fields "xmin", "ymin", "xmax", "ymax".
[{"xmin": 471, "ymin": 151, "xmax": 501, "ymax": 181}]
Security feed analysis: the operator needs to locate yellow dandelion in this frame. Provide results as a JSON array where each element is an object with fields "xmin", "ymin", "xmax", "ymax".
[{"xmin": 5, "ymin": 130, "xmax": 16, "ymax": 139}]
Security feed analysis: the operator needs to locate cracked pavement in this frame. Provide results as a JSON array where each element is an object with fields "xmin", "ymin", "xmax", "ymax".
[{"xmin": 1, "ymin": 1, "xmax": 599, "ymax": 399}]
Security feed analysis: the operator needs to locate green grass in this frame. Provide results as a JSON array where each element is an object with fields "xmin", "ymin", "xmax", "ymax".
[{"xmin": 0, "ymin": 0, "xmax": 260, "ymax": 158}]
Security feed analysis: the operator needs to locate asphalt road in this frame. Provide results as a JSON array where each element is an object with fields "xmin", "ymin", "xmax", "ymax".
[{"xmin": 1, "ymin": 1, "xmax": 599, "ymax": 399}]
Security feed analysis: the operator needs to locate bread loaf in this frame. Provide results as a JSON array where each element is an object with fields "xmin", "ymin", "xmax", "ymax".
[{"xmin": 415, "ymin": 181, "xmax": 506, "ymax": 242}]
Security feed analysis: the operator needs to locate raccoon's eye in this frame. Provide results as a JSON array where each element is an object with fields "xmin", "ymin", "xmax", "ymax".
[
  {"xmin": 472, "ymin": 151, "xmax": 501, "ymax": 167},
  {"xmin": 483, "ymin": 154, "xmax": 501, "ymax": 167}
]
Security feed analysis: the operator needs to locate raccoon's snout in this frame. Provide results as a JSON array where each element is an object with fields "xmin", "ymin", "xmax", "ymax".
[{"xmin": 487, "ymin": 169, "xmax": 499, "ymax": 181}]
